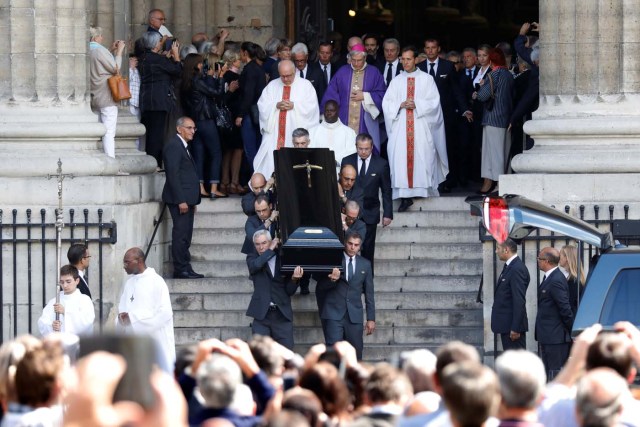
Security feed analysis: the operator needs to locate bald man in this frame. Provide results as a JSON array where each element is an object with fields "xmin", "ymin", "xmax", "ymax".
[
  {"xmin": 242, "ymin": 173, "xmax": 274, "ymax": 216},
  {"xmin": 535, "ymin": 246, "xmax": 573, "ymax": 380},
  {"xmin": 338, "ymin": 164, "xmax": 364, "ymax": 209}
]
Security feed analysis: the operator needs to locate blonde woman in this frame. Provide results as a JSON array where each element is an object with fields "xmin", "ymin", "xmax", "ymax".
[{"xmin": 560, "ymin": 244, "xmax": 586, "ymax": 315}]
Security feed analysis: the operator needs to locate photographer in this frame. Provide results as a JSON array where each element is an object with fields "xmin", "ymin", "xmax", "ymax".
[{"xmin": 180, "ymin": 53, "xmax": 227, "ymax": 198}]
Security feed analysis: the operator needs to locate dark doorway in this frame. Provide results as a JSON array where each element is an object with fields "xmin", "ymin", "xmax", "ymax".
[{"xmin": 326, "ymin": 0, "xmax": 538, "ymax": 52}]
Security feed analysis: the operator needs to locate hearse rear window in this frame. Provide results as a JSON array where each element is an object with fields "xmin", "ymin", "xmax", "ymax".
[{"xmin": 600, "ymin": 268, "xmax": 640, "ymax": 325}]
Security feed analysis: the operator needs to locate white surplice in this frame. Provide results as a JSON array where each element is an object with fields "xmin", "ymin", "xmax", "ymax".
[
  {"xmin": 38, "ymin": 289, "xmax": 95, "ymax": 337},
  {"xmin": 382, "ymin": 68, "xmax": 448, "ymax": 199},
  {"xmin": 310, "ymin": 118, "xmax": 357, "ymax": 172},
  {"xmin": 116, "ymin": 267, "xmax": 175, "ymax": 372},
  {"xmin": 253, "ymin": 76, "xmax": 320, "ymax": 179}
]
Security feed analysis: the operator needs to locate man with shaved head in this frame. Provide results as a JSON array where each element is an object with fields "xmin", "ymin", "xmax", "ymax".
[
  {"xmin": 535, "ymin": 246, "xmax": 573, "ymax": 380},
  {"xmin": 338, "ymin": 164, "xmax": 364, "ymax": 208},
  {"xmin": 241, "ymin": 172, "xmax": 272, "ymax": 216},
  {"xmin": 253, "ymin": 59, "xmax": 319, "ymax": 180}
]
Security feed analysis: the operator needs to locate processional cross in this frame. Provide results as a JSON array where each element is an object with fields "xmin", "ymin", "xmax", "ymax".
[{"xmin": 292, "ymin": 160, "xmax": 323, "ymax": 188}]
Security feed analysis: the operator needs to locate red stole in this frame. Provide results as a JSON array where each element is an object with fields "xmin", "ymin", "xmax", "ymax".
[
  {"xmin": 406, "ymin": 77, "xmax": 415, "ymax": 188},
  {"xmin": 277, "ymin": 85, "xmax": 291, "ymax": 149}
]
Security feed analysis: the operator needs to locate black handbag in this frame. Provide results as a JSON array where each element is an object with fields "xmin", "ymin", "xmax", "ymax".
[
  {"xmin": 486, "ymin": 72, "xmax": 495, "ymax": 111},
  {"xmin": 214, "ymin": 101, "xmax": 233, "ymax": 132}
]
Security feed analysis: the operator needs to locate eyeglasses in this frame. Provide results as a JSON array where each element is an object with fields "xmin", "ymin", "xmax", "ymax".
[
  {"xmin": 537, "ymin": 257, "xmax": 547, "ymax": 262},
  {"xmin": 151, "ymin": 16, "xmax": 166, "ymax": 21},
  {"xmin": 83, "ymin": 255, "xmax": 92, "ymax": 259}
]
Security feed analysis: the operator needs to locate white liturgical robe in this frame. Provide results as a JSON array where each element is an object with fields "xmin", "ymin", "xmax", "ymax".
[
  {"xmin": 38, "ymin": 289, "xmax": 94, "ymax": 337},
  {"xmin": 382, "ymin": 69, "xmax": 447, "ymax": 199},
  {"xmin": 253, "ymin": 75, "xmax": 319, "ymax": 179},
  {"xmin": 116, "ymin": 267, "xmax": 175, "ymax": 372},
  {"xmin": 310, "ymin": 118, "xmax": 357, "ymax": 172}
]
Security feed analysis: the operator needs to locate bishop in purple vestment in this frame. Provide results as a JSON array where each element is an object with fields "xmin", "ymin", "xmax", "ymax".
[{"xmin": 321, "ymin": 44, "xmax": 386, "ymax": 153}]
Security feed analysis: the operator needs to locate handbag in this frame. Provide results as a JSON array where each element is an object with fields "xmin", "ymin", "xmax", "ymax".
[
  {"xmin": 107, "ymin": 65, "xmax": 132, "ymax": 102},
  {"xmin": 485, "ymin": 72, "xmax": 495, "ymax": 111},
  {"xmin": 214, "ymin": 100, "xmax": 234, "ymax": 132}
]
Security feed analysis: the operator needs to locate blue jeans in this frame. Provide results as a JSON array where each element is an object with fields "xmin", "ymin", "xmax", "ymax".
[
  {"xmin": 193, "ymin": 119, "xmax": 222, "ymax": 183},
  {"xmin": 240, "ymin": 114, "xmax": 262, "ymax": 168}
]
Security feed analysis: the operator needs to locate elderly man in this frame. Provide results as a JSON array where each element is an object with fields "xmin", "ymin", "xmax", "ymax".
[
  {"xmin": 535, "ymin": 246, "xmax": 573, "ymax": 380},
  {"xmin": 253, "ymin": 59, "xmax": 319, "ymax": 180},
  {"xmin": 337, "ymin": 164, "xmax": 364, "ymax": 208},
  {"xmin": 116, "ymin": 247, "xmax": 175, "ymax": 372},
  {"xmin": 241, "ymin": 172, "xmax": 274, "ymax": 216},
  {"xmin": 321, "ymin": 44, "xmax": 386, "ymax": 153},
  {"xmin": 162, "ymin": 117, "xmax": 203, "ymax": 279},
  {"xmin": 342, "ymin": 200, "xmax": 366, "ymax": 243},
  {"xmin": 247, "ymin": 230, "xmax": 302, "ymax": 349},
  {"xmin": 378, "ymin": 38, "xmax": 402, "ymax": 87},
  {"xmin": 291, "ymin": 43, "xmax": 324, "ymax": 103},
  {"xmin": 383, "ymin": 45, "xmax": 447, "ymax": 212},
  {"xmin": 291, "ymin": 128, "xmax": 311, "ymax": 148},
  {"xmin": 310, "ymin": 100, "xmax": 357, "ymax": 171}
]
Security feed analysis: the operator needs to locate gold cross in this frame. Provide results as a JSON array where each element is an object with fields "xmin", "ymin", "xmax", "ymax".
[{"xmin": 292, "ymin": 160, "xmax": 323, "ymax": 188}]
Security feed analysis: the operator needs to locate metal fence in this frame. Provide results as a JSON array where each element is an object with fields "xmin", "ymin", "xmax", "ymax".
[
  {"xmin": 0, "ymin": 208, "xmax": 117, "ymax": 343},
  {"xmin": 478, "ymin": 203, "xmax": 640, "ymax": 357}
]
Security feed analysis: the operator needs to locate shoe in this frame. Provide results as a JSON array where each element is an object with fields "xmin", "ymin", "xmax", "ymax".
[
  {"xmin": 300, "ymin": 286, "xmax": 310, "ymax": 295},
  {"xmin": 200, "ymin": 192, "xmax": 211, "ymax": 198},
  {"xmin": 477, "ymin": 181, "xmax": 497, "ymax": 195},
  {"xmin": 398, "ymin": 198, "xmax": 414, "ymax": 212},
  {"xmin": 210, "ymin": 192, "xmax": 228, "ymax": 199},
  {"xmin": 173, "ymin": 271, "xmax": 204, "ymax": 279},
  {"xmin": 439, "ymin": 185, "xmax": 452, "ymax": 194}
]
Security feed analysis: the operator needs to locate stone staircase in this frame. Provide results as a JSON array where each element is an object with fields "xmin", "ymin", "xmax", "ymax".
[{"xmin": 168, "ymin": 195, "xmax": 484, "ymax": 360}]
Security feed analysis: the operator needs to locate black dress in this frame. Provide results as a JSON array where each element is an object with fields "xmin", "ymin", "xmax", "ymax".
[{"xmin": 222, "ymin": 70, "xmax": 243, "ymax": 150}]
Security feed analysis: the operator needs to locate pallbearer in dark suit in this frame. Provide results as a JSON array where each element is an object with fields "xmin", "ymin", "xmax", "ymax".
[
  {"xmin": 162, "ymin": 117, "xmax": 204, "ymax": 279},
  {"xmin": 341, "ymin": 133, "xmax": 393, "ymax": 270},
  {"xmin": 535, "ymin": 247, "xmax": 574, "ymax": 381},
  {"xmin": 241, "ymin": 194, "xmax": 277, "ymax": 255},
  {"xmin": 310, "ymin": 232, "xmax": 375, "ymax": 360},
  {"xmin": 491, "ymin": 238, "xmax": 530, "ymax": 350},
  {"xmin": 246, "ymin": 229, "xmax": 301, "ymax": 349}
]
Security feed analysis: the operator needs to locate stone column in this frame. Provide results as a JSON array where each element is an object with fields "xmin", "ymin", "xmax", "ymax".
[{"xmin": 506, "ymin": 0, "xmax": 640, "ymax": 202}]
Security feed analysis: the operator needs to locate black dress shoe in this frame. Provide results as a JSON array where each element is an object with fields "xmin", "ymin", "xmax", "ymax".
[
  {"xmin": 398, "ymin": 198, "xmax": 414, "ymax": 212},
  {"xmin": 173, "ymin": 271, "xmax": 204, "ymax": 279}
]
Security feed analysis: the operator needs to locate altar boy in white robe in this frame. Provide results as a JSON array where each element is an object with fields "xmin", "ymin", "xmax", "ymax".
[
  {"xmin": 38, "ymin": 265, "xmax": 95, "ymax": 337},
  {"xmin": 116, "ymin": 247, "xmax": 175, "ymax": 372},
  {"xmin": 310, "ymin": 100, "xmax": 357, "ymax": 172},
  {"xmin": 382, "ymin": 46, "xmax": 448, "ymax": 213},
  {"xmin": 253, "ymin": 59, "xmax": 319, "ymax": 179}
]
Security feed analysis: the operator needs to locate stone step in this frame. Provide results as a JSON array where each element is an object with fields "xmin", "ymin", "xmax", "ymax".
[
  {"xmin": 167, "ymin": 258, "xmax": 481, "ymax": 278},
  {"xmin": 194, "ymin": 195, "xmax": 472, "ymax": 214},
  {"xmin": 167, "ymin": 275, "xmax": 481, "ymax": 294},
  {"xmin": 173, "ymin": 308, "xmax": 482, "ymax": 328},
  {"xmin": 192, "ymin": 226, "xmax": 480, "ymax": 245},
  {"xmin": 192, "ymin": 210, "xmax": 479, "ymax": 229},
  {"xmin": 171, "ymin": 291, "xmax": 481, "ymax": 312},
  {"xmin": 189, "ymin": 242, "xmax": 482, "ymax": 262},
  {"xmin": 174, "ymin": 325, "xmax": 483, "ymax": 347}
]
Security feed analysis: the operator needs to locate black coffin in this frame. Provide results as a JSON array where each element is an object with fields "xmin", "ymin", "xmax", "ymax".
[{"xmin": 274, "ymin": 147, "xmax": 344, "ymax": 272}]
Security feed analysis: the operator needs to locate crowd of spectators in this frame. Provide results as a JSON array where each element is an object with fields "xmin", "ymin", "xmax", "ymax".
[{"xmin": 2, "ymin": 322, "xmax": 640, "ymax": 426}]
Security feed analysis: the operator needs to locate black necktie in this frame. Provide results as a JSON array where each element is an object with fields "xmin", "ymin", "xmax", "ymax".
[
  {"xmin": 359, "ymin": 159, "xmax": 366, "ymax": 178},
  {"xmin": 429, "ymin": 62, "xmax": 436, "ymax": 77},
  {"xmin": 348, "ymin": 257, "xmax": 354, "ymax": 281},
  {"xmin": 300, "ymin": 69, "xmax": 304, "ymax": 79},
  {"xmin": 386, "ymin": 63, "xmax": 393, "ymax": 86},
  {"xmin": 323, "ymin": 65, "xmax": 328, "ymax": 84},
  {"xmin": 467, "ymin": 69, "xmax": 472, "ymax": 78}
]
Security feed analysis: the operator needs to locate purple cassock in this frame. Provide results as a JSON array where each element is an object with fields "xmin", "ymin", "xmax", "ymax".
[{"xmin": 321, "ymin": 64, "xmax": 387, "ymax": 153}]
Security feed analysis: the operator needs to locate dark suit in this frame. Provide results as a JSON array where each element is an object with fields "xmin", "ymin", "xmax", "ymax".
[
  {"xmin": 307, "ymin": 62, "xmax": 333, "ymax": 104},
  {"xmin": 238, "ymin": 60, "xmax": 266, "ymax": 165},
  {"xmin": 162, "ymin": 135, "xmax": 201, "ymax": 275},
  {"xmin": 418, "ymin": 58, "xmax": 467, "ymax": 187},
  {"xmin": 535, "ymin": 267, "xmax": 574, "ymax": 380},
  {"xmin": 457, "ymin": 66, "xmax": 482, "ymax": 184},
  {"xmin": 491, "ymin": 256, "xmax": 530, "ymax": 350},
  {"xmin": 343, "ymin": 184, "xmax": 365, "ymax": 211},
  {"xmin": 77, "ymin": 274, "xmax": 92, "ymax": 299},
  {"xmin": 241, "ymin": 215, "xmax": 275, "ymax": 255},
  {"xmin": 246, "ymin": 250, "xmax": 299, "ymax": 349},
  {"xmin": 376, "ymin": 60, "xmax": 402, "ymax": 86},
  {"xmin": 346, "ymin": 219, "xmax": 366, "ymax": 243},
  {"xmin": 314, "ymin": 254, "xmax": 375, "ymax": 360},
  {"xmin": 341, "ymin": 154, "xmax": 393, "ymax": 268}
]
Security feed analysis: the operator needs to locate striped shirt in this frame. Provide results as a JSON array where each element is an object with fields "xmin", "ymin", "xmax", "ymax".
[{"xmin": 477, "ymin": 68, "xmax": 514, "ymax": 128}]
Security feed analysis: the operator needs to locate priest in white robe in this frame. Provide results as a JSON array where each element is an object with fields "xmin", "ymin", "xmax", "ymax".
[
  {"xmin": 383, "ymin": 46, "xmax": 448, "ymax": 212},
  {"xmin": 38, "ymin": 265, "xmax": 95, "ymax": 337},
  {"xmin": 310, "ymin": 100, "xmax": 357, "ymax": 172},
  {"xmin": 253, "ymin": 59, "xmax": 320, "ymax": 179},
  {"xmin": 116, "ymin": 247, "xmax": 175, "ymax": 372}
]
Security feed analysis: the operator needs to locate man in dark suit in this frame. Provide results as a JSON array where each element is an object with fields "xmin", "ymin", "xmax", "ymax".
[
  {"xmin": 311, "ymin": 232, "xmax": 375, "ymax": 360},
  {"xmin": 457, "ymin": 47, "xmax": 482, "ymax": 186},
  {"xmin": 377, "ymin": 38, "xmax": 402, "ymax": 87},
  {"xmin": 491, "ymin": 238, "xmax": 530, "ymax": 350},
  {"xmin": 291, "ymin": 42, "xmax": 325, "ymax": 104},
  {"xmin": 418, "ymin": 38, "xmax": 468, "ymax": 192},
  {"xmin": 535, "ymin": 246, "xmax": 574, "ymax": 381},
  {"xmin": 338, "ymin": 164, "xmax": 364, "ymax": 209},
  {"xmin": 162, "ymin": 117, "xmax": 204, "ymax": 279},
  {"xmin": 246, "ymin": 229, "xmax": 301, "ymax": 349},
  {"xmin": 342, "ymin": 200, "xmax": 366, "ymax": 243},
  {"xmin": 67, "ymin": 243, "xmax": 92, "ymax": 298},
  {"xmin": 364, "ymin": 34, "xmax": 385, "ymax": 70},
  {"xmin": 241, "ymin": 195, "xmax": 277, "ymax": 255},
  {"xmin": 341, "ymin": 133, "xmax": 392, "ymax": 270}
]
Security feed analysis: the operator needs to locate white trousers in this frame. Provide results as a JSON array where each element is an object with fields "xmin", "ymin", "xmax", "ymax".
[{"xmin": 99, "ymin": 105, "xmax": 118, "ymax": 158}]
